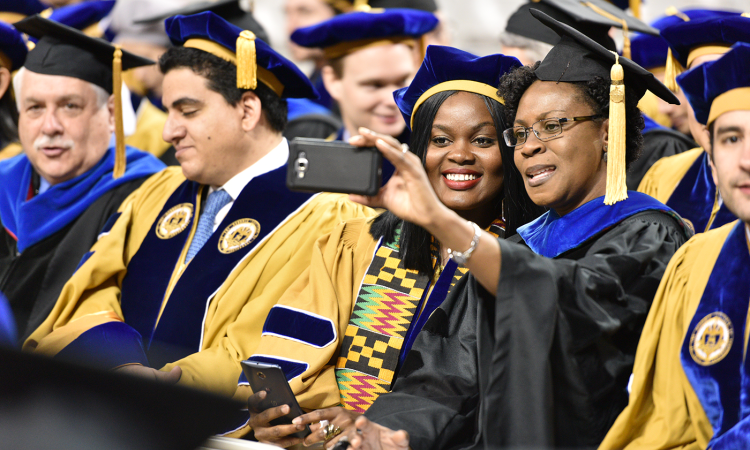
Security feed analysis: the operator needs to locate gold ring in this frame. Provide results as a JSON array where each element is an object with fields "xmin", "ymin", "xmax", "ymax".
[
  {"xmin": 401, "ymin": 143, "xmax": 409, "ymax": 154},
  {"xmin": 324, "ymin": 423, "xmax": 343, "ymax": 441}
]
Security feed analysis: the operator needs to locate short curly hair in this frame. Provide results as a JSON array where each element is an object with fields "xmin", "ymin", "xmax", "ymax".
[{"xmin": 497, "ymin": 61, "xmax": 645, "ymax": 169}]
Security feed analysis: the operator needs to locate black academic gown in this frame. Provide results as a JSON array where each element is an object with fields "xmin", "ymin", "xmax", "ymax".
[
  {"xmin": 0, "ymin": 177, "xmax": 147, "ymax": 343},
  {"xmin": 365, "ymin": 210, "xmax": 689, "ymax": 449}
]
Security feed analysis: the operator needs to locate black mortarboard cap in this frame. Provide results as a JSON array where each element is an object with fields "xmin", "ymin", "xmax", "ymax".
[
  {"xmin": 133, "ymin": 0, "xmax": 269, "ymax": 44},
  {"xmin": 15, "ymin": 14, "xmax": 154, "ymax": 94},
  {"xmin": 0, "ymin": 348, "xmax": 242, "ymax": 450},
  {"xmin": 532, "ymin": 8, "xmax": 677, "ymax": 105},
  {"xmin": 531, "ymin": 8, "xmax": 678, "ymax": 205},
  {"xmin": 15, "ymin": 14, "xmax": 155, "ymax": 179},
  {"xmin": 505, "ymin": 0, "xmax": 657, "ymax": 52}
]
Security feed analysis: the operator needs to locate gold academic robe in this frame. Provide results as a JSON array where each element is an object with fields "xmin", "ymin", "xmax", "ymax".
[
  {"xmin": 24, "ymin": 166, "xmax": 375, "ymax": 398},
  {"xmin": 600, "ymin": 220, "xmax": 747, "ymax": 450},
  {"xmin": 638, "ymin": 147, "xmax": 703, "ymax": 202},
  {"xmin": 0, "ymin": 142, "xmax": 22, "ymax": 161},
  {"xmin": 227, "ymin": 216, "xmax": 493, "ymax": 436},
  {"xmin": 638, "ymin": 147, "xmax": 735, "ymax": 233}
]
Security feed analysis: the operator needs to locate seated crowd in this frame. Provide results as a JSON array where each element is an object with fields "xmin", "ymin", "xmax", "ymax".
[{"xmin": 0, "ymin": 0, "xmax": 748, "ymax": 449}]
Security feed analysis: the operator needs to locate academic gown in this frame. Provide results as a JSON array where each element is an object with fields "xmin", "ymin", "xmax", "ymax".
[
  {"xmin": 365, "ymin": 193, "xmax": 691, "ymax": 450},
  {"xmin": 24, "ymin": 163, "xmax": 375, "ymax": 399},
  {"xmin": 0, "ymin": 142, "xmax": 22, "ymax": 162},
  {"xmin": 638, "ymin": 148, "xmax": 736, "ymax": 233},
  {"xmin": 225, "ymin": 217, "xmax": 504, "ymax": 436},
  {"xmin": 626, "ymin": 115, "xmax": 696, "ymax": 190},
  {"xmin": 0, "ymin": 147, "xmax": 165, "ymax": 343},
  {"xmin": 600, "ymin": 221, "xmax": 750, "ymax": 450}
]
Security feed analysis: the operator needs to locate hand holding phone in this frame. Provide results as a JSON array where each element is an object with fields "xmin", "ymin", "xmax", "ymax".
[
  {"xmin": 286, "ymin": 138, "xmax": 382, "ymax": 196},
  {"xmin": 241, "ymin": 361, "xmax": 311, "ymax": 440}
]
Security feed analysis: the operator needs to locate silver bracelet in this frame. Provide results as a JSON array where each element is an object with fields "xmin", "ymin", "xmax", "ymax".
[{"xmin": 447, "ymin": 221, "xmax": 482, "ymax": 265}]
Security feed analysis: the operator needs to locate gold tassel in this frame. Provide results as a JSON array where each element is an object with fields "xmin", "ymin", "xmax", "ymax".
[
  {"xmin": 629, "ymin": 0, "xmax": 641, "ymax": 19},
  {"xmin": 583, "ymin": 2, "xmax": 630, "ymax": 59},
  {"xmin": 665, "ymin": 6, "xmax": 690, "ymax": 22},
  {"xmin": 621, "ymin": 20, "xmax": 631, "ymax": 60},
  {"xmin": 604, "ymin": 52, "xmax": 628, "ymax": 205},
  {"xmin": 236, "ymin": 30, "xmax": 257, "ymax": 90},
  {"xmin": 112, "ymin": 45, "xmax": 125, "ymax": 179},
  {"xmin": 664, "ymin": 47, "xmax": 683, "ymax": 92}
]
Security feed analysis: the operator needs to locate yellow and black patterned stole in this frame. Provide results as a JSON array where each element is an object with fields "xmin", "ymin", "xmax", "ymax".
[{"xmin": 335, "ymin": 218, "xmax": 504, "ymax": 413}]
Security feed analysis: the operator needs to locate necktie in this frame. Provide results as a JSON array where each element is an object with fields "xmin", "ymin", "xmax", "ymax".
[{"xmin": 185, "ymin": 189, "xmax": 232, "ymax": 263}]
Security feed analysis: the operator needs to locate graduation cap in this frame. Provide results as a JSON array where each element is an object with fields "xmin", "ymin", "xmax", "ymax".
[
  {"xmin": 0, "ymin": 348, "xmax": 243, "ymax": 450},
  {"xmin": 0, "ymin": 0, "xmax": 46, "ymax": 24},
  {"xmin": 677, "ymin": 43, "xmax": 750, "ymax": 126},
  {"xmin": 133, "ymin": 0, "xmax": 269, "ymax": 44},
  {"xmin": 44, "ymin": 0, "xmax": 115, "ymax": 39},
  {"xmin": 394, "ymin": 45, "xmax": 521, "ymax": 130},
  {"xmin": 0, "ymin": 21, "xmax": 28, "ymax": 71},
  {"xmin": 661, "ymin": 13, "xmax": 750, "ymax": 92},
  {"xmin": 629, "ymin": 8, "xmax": 735, "ymax": 71},
  {"xmin": 530, "ymin": 8, "xmax": 678, "ymax": 205},
  {"xmin": 291, "ymin": 8, "xmax": 438, "ymax": 60},
  {"xmin": 505, "ymin": 0, "xmax": 657, "ymax": 57},
  {"xmin": 14, "ymin": 15, "xmax": 155, "ymax": 179},
  {"xmin": 165, "ymin": 12, "xmax": 317, "ymax": 100}
]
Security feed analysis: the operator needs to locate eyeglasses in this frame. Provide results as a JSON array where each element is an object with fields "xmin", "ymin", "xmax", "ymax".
[{"xmin": 502, "ymin": 115, "xmax": 604, "ymax": 147}]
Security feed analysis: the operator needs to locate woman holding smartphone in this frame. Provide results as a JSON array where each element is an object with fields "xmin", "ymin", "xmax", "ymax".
[
  {"xmin": 327, "ymin": 11, "xmax": 693, "ymax": 450},
  {"xmin": 234, "ymin": 45, "xmax": 544, "ymax": 445}
]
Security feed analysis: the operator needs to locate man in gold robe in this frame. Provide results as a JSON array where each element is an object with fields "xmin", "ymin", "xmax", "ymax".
[
  {"xmin": 601, "ymin": 42, "xmax": 750, "ymax": 449},
  {"xmin": 23, "ymin": 12, "xmax": 374, "ymax": 401}
]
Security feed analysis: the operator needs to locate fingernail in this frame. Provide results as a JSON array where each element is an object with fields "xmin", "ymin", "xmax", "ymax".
[
  {"xmin": 361, "ymin": 127, "xmax": 372, "ymax": 134},
  {"xmin": 258, "ymin": 390, "xmax": 266, "ymax": 398},
  {"xmin": 281, "ymin": 405, "xmax": 290, "ymax": 413},
  {"xmin": 292, "ymin": 417, "xmax": 301, "ymax": 424}
]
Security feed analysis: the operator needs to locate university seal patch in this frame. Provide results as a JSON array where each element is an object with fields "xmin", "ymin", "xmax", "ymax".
[
  {"xmin": 156, "ymin": 203, "xmax": 194, "ymax": 239},
  {"xmin": 689, "ymin": 312, "xmax": 734, "ymax": 366},
  {"xmin": 218, "ymin": 219, "xmax": 260, "ymax": 254}
]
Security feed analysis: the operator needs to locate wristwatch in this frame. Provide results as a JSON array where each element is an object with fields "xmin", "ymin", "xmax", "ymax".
[{"xmin": 447, "ymin": 221, "xmax": 482, "ymax": 265}]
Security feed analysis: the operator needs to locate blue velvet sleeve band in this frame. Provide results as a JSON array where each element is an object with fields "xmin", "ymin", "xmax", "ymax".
[{"xmin": 54, "ymin": 321, "xmax": 149, "ymax": 370}]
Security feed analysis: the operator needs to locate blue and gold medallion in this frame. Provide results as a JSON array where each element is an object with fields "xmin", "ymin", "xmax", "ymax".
[
  {"xmin": 218, "ymin": 219, "xmax": 260, "ymax": 254},
  {"xmin": 155, "ymin": 203, "xmax": 193, "ymax": 239}
]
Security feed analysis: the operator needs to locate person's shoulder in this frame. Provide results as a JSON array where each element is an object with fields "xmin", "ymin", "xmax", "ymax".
[
  {"xmin": 668, "ymin": 220, "xmax": 736, "ymax": 275},
  {"xmin": 638, "ymin": 147, "xmax": 704, "ymax": 199},
  {"xmin": 649, "ymin": 147, "xmax": 704, "ymax": 176},
  {"xmin": 125, "ymin": 166, "xmax": 186, "ymax": 207},
  {"xmin": 305, "ymin": 192, "xmax": 376, "ymax": 215}
]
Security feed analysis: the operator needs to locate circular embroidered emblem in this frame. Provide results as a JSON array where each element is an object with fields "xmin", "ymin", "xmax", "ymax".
[
  {"xmin": 218, "ymin": 219, "xmax": 260, "ymax": 254},
  {"xmin": 690, "ymin": 312, "xmax": 734, "ymax": 366},
  {"xmin": 155, "ymin": 203, "xmax": 194, "ymax": 239}
]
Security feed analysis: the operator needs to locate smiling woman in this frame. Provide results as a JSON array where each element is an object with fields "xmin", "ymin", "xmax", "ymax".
[
  {"xmin": 232, "ymin": 45, "xmax": 542, "ymax": 447},
  {"xmin": 344, "ymin": 10, "xmax": 694, "ymax": 450}
]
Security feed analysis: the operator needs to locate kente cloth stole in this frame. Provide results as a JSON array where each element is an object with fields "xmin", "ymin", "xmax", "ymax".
[
  {"xmin": 667, "ymin": 151, "xmax": 736, "ymax": 232},
  {"xmin": 335, "ymin": 219, "xmax": 504, "ymax": 413},
  {"xmin": 680, "ymin": 221, "xmax": 750, "ymax": 448},
  {"xmin": 120, "ymin": 166, "xmax": 315, "ymax": 368}
]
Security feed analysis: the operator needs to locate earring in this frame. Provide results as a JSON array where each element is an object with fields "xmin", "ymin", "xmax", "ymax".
[{"xmin": 603, "ymin": 144, "xmax": 608, "ymax": 162}]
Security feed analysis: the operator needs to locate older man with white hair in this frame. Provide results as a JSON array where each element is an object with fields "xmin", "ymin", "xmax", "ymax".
[{"xmin": 0, "ymin": 16, "xmax": 164, "ymax": 344}]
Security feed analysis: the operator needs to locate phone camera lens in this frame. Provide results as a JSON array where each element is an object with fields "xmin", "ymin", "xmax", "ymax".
[{"xmin": 258, "ymin": 372, "xmax": 266, "ymax": 379}]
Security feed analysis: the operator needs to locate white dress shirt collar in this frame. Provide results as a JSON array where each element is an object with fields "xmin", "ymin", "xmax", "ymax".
[{"xmin": 209, "ymin": 138, "xmax": 289, "ymax": 200}]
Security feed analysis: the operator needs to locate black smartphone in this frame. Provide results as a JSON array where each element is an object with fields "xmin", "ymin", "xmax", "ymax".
[
  {"xmin": 241, "ymin": 361, "xmax": 311, "ymax": 439},
  {"xmin": 287, "ymin": 137, "xmax": 382, "ymax": 196}
]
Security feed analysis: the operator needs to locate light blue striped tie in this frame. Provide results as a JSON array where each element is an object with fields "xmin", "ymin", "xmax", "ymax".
[{"xmin": 186, "ymin": 189, "xmax": 232, "ymax": 263}]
